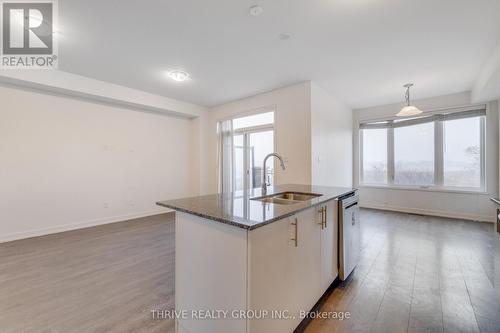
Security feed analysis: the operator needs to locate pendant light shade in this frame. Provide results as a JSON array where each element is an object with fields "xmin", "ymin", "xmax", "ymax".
[
  {"xmin": 396, "ymin": 83, "xmax": 422, "ymax": 117},
  {"xmin": 397, "ymin": 105, "xmax": 422, "ymax": 117}
]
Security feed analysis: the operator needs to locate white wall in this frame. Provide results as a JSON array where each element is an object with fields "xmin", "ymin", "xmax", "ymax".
[
  {"xmin": 0, "ymin": 85, "xmax": 199, "ymax": 242},
  {"xmin": 311, "ymin": 83, "xmax": 353, "ymax": 187},
  {"xmin": 206, "ymin": 82, "xmax": 312, "ymax": 193},
  {"xmin": 205, "ymin": 81, "xmax": 354, "ymax": 193},
  {"xmin": 353, "ymin": 92, "xmax": 499, "ymax": 222},
  {"xmin": 191, "ymin": 112, "xmax": 210, "ymax": 195}
]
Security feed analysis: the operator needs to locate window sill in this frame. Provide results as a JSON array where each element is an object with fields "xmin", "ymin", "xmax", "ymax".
[{"xmin": 358, "ymin": 184, "xmax": 488, "ymax": 195}]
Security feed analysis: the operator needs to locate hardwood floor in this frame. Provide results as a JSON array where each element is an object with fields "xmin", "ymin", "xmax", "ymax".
[
  {"xmin": 0, "ymin": 209, "xmax": 498, "ymax": 333},
  {"xmin": 0, "ymin": 213, "xmax": 176, "ymax": 333},
  {"xmin": 306, "ymin": 209, "xmax": 500, "ymax": 333}
]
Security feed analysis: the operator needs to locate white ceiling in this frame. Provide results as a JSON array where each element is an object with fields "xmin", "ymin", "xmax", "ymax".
[{"xmin": 57, "ymin": 0, "xmax": 500, "ymax": 108}]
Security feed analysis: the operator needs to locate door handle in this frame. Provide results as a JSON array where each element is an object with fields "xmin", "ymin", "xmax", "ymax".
[{"xmin": 291, "ymin": 218, "xmax": 298, "ymax": 247}]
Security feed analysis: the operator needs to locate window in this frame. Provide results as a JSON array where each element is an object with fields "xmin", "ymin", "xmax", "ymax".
[
  {"xmin": 232, "ymin": 111, "xmax": 274, "ymax": 130},
  {"xmin": 443, "ymin": 117, "xmax": 481, "ymax": 188},
  {"xmin": 394, "ymin": 122, "xmax": 434, "ymax": 186},
  {"xmin": 359, "ymin": 106, "xmax": 486, "ymax": 191},
  {"xmin": 361, "ymin": 128, "xmax": 387, "ymax": 184}
]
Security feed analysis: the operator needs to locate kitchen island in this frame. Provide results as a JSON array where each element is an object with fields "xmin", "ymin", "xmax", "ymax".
[{"xmin": 157, "ymin": 184, "xmax": 356, "ymax": 333}]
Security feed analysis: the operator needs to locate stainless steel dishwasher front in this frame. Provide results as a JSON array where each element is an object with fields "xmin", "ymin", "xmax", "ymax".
[{"xmin": 338, "ymin": 191, "xmax": 360, "ymax": 281}]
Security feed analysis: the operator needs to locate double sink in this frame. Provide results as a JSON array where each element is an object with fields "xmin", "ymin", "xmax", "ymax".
[{"xmin": 251, "ymin": 192, "xmax": 322, "ymax": 205}]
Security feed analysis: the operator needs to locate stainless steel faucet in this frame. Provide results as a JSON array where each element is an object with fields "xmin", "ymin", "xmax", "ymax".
[{"xmin": 262, "ymin": 153, "xmax": 286, "ymax": 195}]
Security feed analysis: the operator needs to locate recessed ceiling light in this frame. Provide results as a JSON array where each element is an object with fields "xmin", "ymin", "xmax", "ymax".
[
  {"xmin": 167, "ymin": 70, "xmax": 190, "ymax": 82},
  {"xmin": 278, "ymin": 32, "xmax": 292, "ymax": 40},
  {"xmin": 249, "ymin": 5, "xmax": 263, "ymax": 16}
]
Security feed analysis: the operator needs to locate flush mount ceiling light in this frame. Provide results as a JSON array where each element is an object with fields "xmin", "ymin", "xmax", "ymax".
[
  {"xmin": 278, "ymin": 32, "xmax": 292, "ymax": 40},
  {"xmin": 249, "ymin": 5, "xmax": 263, "ymax": 16},
  {"xmin": 396, "ymin": 83, "xmax": 422, "ymax": 117},
  {"xmin": 167, "ymin": 70, "xmax": 190, "ymax": 82}
]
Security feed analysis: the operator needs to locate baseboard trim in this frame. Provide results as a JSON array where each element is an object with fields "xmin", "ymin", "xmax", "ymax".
[
  {"xmin": 0, "ymin": 209, "xmax": 173, "ymax": 244},
  {"xmin": 360, "ymin": 203, "xmax": 494, "ymax": 223}
]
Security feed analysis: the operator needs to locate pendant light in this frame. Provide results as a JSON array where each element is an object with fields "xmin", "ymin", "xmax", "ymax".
[{"xmin": 396, "ymin": 83, "xmax": 422, "ymax": 117}]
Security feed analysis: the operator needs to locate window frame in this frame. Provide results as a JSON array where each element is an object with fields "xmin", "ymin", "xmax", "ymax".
[{"xmin": 359, "ymin": 107, "xmax": 486, "ymax": 193}]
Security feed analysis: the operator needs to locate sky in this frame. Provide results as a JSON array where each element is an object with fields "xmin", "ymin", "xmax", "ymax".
[{"xmin": 363, "ymin": 117, "xmax": 481, "ymax": 168}]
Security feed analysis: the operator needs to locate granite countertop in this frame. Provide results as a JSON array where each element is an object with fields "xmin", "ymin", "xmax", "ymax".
[{"xmin": 156, "ymin": 184, "xmax": 356, "ymax": 230}]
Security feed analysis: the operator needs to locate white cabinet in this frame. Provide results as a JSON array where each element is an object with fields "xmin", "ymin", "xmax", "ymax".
[
  {"xmin": 330, "ymin": 200, "xmax": 339, "ymax": 281},
  {"xmin": 248, "ymin": 216, "xmax": 296, "ymax": 333},
  {"xmin": 319, "ymin": 200, "xmax": 338, "ymax": 291},
  {"xmin": 292, "ymin": 207, "xmax": 322, "ymax": 311},
  {"xmin": 248, "ymin": 208, "xmax": 321, "ymax": 333},
  {"xmin": 248, "ymin": 203, "xmax": 336, "ymax": 333}
]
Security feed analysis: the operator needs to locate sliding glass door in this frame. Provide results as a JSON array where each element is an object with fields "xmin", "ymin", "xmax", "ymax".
[
  {"xmin": 249, "ymin": 130, "xmax": 274, "ymax": 188},
  {"xmin": 233, "ymin": 129, "xmax": 274, "ymax": 191},
  {"xmin": 230, "ymin": 111, "xmax": 275, "ymax": 191},
  {"xmin": 233, "ymin": 134, "xmax": 245, "ymax": 191}
]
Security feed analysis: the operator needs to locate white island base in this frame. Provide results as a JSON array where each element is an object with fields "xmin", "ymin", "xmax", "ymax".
[{"xmin": 175, "ymin": 200, "xmax": 338, "ymax": 333}]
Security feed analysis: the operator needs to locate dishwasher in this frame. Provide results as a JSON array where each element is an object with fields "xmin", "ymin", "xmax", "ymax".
[{"xmin": 338, "ymin": 190, "xmax": 360, "ymax": 281}]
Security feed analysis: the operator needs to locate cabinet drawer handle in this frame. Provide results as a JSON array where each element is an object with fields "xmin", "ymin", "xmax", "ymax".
[
  {"xmin": 291, "ymin": 218, "xmax": 298, "ymax": 247},
  {"xmin": 323, "ymin": 207, "xmax": 327, "ymax": 229},
  {"xmin": 318, "ymin": 206, "xmax": 326, "ymax": 229}
]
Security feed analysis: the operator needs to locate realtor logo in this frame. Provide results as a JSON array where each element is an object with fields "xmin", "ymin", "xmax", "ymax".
[{"xmin": 1, "ymin": 0, "xmax": 57, "ymax": 68}]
